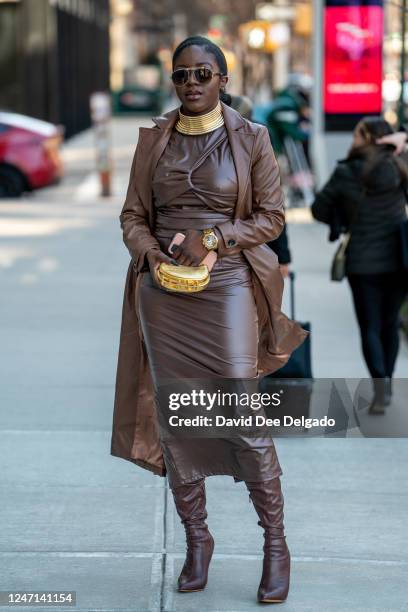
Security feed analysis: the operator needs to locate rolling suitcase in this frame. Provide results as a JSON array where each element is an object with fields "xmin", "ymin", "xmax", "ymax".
[
  {"xmin": 274, "ymin": 270, "xmax": 312, "ymax": 379},
  {"xmin": 260, "ymin": 271, "xmax": 313, "ymax": 423}
]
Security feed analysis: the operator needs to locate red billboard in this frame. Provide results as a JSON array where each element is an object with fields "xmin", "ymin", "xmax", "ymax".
[{"xmin": 324, "ymin": 4, "xmax": 383, "ymax": 115}]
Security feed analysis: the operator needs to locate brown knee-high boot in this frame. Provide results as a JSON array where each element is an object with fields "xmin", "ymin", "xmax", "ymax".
[
  {"xmin": 245, "ymin": 476, "xmax": 290, "ymax": 603},
  {"xmin": 170, "ymin": 478, "xmax": 214, "ymax": 592}
]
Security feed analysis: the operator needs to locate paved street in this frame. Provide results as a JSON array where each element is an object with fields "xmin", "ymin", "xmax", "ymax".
[{"xmin": 1, "ymin": 115, "xmax": 408, "ymax": 612}]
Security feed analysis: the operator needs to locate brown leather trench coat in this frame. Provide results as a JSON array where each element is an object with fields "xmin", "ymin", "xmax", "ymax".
[{"xmin": 110, "ymin": 101, "xmax": 309, "ymax": 476}]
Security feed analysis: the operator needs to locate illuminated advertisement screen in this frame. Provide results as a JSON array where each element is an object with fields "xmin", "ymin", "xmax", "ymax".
[{"xmin": 324, "ymin": 0, "xmax": 383, "ymax": 131}]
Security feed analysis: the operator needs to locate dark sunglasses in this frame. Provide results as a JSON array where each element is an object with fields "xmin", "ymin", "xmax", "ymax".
[{"xmin": 171, "ymin": 67, "xmax": 224, "ymax": 86}]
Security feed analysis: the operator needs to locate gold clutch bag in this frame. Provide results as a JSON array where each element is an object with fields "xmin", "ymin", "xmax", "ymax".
[{"xmin": 156, "ymin": 263, "xmax": 210, "ymax": 293}]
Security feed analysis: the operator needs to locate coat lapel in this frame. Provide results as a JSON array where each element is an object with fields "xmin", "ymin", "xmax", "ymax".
[
  {"xmin": 221, "ymin": 102, "xmax": 256, "ymax": 218},
  {"xmin": 136, "ymin": 108, "xmax": 178, "ymax": 223}
]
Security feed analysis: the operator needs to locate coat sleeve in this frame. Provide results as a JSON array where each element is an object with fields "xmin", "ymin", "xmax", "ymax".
[
  {"xmin": 310, "ymin": 165, "xmax": 345, "ymax": 225},
  {"xmin": 311, "ymin": 164, "xmax": 352, "ymax": 242},
  {"xmin": 119, "ymin": 141, "xmax": 162, "ymax": 272},
  {"xmin": 214, "ymin": 125, "xmax": 285, "ymax": 257}
]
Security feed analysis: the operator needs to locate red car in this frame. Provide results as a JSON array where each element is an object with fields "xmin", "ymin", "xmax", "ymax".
[{"xmin": 0, "ymin": 111, "xmax": 64, "ymax": 197}]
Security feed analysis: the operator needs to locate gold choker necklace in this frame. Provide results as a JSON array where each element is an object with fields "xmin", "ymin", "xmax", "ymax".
[{"xmin": 175, "ymin": 101, "xmax": 224, "ymax": 135}]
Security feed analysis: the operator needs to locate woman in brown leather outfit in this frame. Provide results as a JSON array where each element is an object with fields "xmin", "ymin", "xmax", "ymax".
[{"xmin": 112, "ymin": 36, "xmax": 307, "ymax": 604}]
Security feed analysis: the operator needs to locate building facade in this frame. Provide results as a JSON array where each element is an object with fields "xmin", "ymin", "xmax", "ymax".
[{"xmin": 0, "ymin": 0, "xmax": 110, "ymax": 138}]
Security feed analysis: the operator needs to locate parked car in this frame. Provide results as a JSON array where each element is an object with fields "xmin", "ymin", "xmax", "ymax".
[
  {"xmin": 0, "ymin": 111, "xmax": 64, "ymax": 197},
  {"xmin": 112, "ymin": 63, "xmax": 166, "ymax": 115}
]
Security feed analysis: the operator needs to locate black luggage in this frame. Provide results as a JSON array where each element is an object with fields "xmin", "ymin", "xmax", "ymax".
[
  {"xmin": 260, "ymin": 271, "xmax": 313, "ymax": 424},
  {"xmin": 274, "ymin": 270, "xmax": 312, "ymax": 379}
]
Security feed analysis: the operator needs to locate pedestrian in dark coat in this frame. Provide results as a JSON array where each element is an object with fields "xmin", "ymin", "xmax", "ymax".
[{"xmin": 311, "ymin": 116, "xmax": 408, "ymax": 413}]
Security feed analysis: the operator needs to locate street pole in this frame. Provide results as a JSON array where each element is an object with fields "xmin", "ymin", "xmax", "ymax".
[
  {"xmin": 90, "ymin": 92, "xmax": 112, "ymax": 198},
  {"xmin": 399, "ymin": 0, "xmax": 407, "ymax": 125}
]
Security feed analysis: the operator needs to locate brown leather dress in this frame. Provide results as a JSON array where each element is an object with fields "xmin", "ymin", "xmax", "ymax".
[{"xmin": 137, "ymin": 125, "xmax": 282, "ymax": 488}]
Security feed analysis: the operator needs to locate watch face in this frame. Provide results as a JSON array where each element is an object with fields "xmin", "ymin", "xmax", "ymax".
[{"xmin": 205, "ymin": 234, "xmax": 217, "ymax": 248}]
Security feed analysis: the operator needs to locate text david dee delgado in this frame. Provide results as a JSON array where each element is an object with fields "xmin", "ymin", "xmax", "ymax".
[{"xmin": 168, "ymin": 415, "xmax": 336, "ymax": 428}]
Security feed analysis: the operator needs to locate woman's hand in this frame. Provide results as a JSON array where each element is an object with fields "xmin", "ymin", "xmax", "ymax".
[
  {"xmin": 280, "ymin": 264, "xmax": 290, "ymax": 279},
  {"xmin": 146, "ymin": 248, "xmax": 176, "ymax": 284},
  {"xmin": 171, "ymin": 229, "xmax": 209, "ymax": 266},
  {"xmin": 376, "ymin": 131, "xmax": 407, "ymax": 155}
]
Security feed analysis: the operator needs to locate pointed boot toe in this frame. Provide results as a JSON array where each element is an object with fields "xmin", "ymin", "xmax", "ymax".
[
  {"xmin": 257, "ymin": 546, "xmax": 290, "ymax": 603},
  {"xmin": 177, "ymin": 533, "xmax": 214, "ymax": 592}
]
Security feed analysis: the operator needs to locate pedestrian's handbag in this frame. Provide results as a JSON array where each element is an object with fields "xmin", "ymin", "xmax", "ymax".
[
  {"xmin": 329, "ymin": 161, "xmax": 365, "ymax": 282},
  {"xmin": 330, "ymin": 232, "xmax": 351, "ymax": 282}
]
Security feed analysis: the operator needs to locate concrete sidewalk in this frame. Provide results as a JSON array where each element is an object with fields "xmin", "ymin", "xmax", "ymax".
[{"xmin": 0, "ymin": 115, "xmax": 407, "ymax": 612}]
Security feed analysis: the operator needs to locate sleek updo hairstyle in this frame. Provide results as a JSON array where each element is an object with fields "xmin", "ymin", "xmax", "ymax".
[{"xmin": 172, "ymin": 36, "xmax": 229, "ymax": 103}]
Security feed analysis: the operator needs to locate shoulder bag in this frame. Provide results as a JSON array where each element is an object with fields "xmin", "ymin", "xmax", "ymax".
[
  {"xmin": 330, "ymin": 163, "xmax": 363, "ymax": 282},
  {"xmin": 330, "ymin": 232, "xmax": 352, "ymax": 282}
]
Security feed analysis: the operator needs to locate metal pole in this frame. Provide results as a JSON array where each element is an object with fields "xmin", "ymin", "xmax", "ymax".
[
  {"xmin": 90, "ymin": 92, "xmax": 112, "ymax": 198},
  {"xmin": 399, "ymin": 0, "xmax": 407, "ymax": 125}
]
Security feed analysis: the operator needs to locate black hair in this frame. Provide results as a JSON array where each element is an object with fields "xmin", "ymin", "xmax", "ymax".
[
  {"xmin": 348, "ymin": 115, "xmax": 395, "ymax": 161},
  {"xmin": 172, "ymin": 36, "xmax": 229, "ymax": 103},
  {"xmin": 358, "ymin": 116, "xmax": 394, "ymax": 143},
  {"xmin": 348, "ymin": 115, "xmax": 408, "ymax": 186}
]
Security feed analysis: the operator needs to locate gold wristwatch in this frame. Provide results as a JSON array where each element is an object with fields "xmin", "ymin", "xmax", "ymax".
[{"xmin": 202, "ymin": 228, "xmax": 219, "ymax": 251}]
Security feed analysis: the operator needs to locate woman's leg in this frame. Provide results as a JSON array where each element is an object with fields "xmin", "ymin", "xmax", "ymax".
[
  {"xmin": 170, "ymin": 478, "xmax": 214, "ymax": 592},
  {"xmin": 244, "ymin": 476, "xmax": 290, "ymax": 603},
  {"xmin": 347, "ymin": 274, "xmax": 386, "ymax": 378},
  {"xmin": 347, "ymin": 273, "xmax": 393, "ymax": 413}
]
